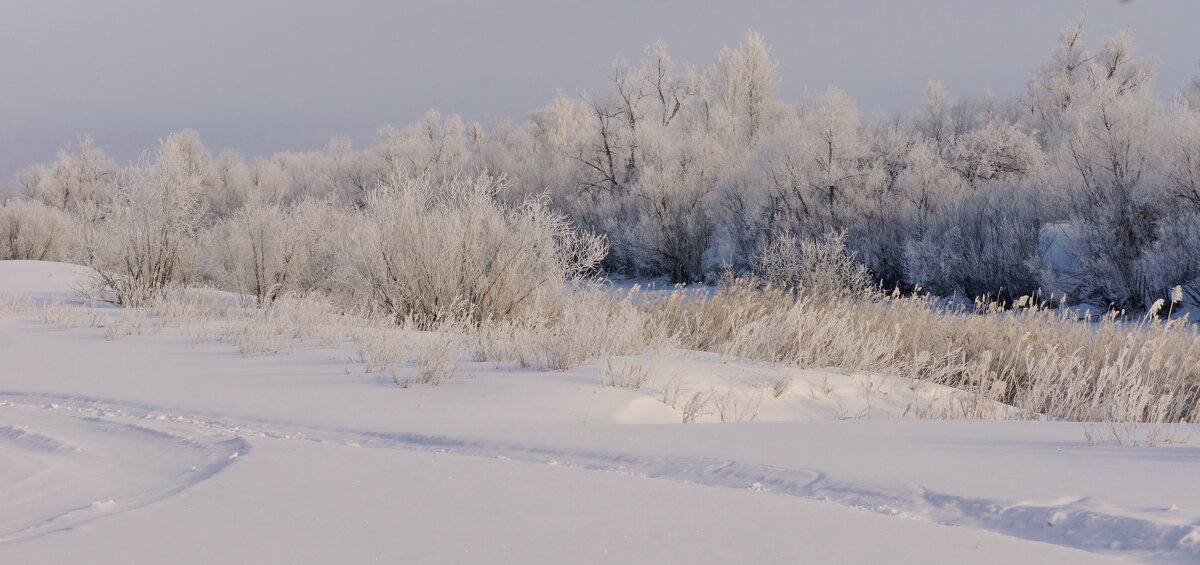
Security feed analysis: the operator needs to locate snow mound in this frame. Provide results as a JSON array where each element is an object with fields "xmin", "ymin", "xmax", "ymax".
[
  {"xmin": 0, "ymin": 261, "xmax": 93, "ymax": 303},
  {"xmin": 601, "ymin": 353, "xmax": 1015, "ymax": 424}
]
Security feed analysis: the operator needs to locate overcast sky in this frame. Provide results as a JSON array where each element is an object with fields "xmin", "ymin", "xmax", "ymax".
[{"xmin": 3, "ymin": 0, "xmax": 1198, "ymax": 185}]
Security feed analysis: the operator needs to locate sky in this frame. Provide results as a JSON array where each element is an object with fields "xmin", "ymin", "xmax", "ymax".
[{"xmin": 2, "ymin": 0, "xmax": 1198, "ymax": 185}]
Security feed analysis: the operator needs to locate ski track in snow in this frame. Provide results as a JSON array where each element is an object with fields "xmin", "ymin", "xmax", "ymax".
[
  {"xmin": 0, "ymin": 397, "xmax": 247, "ymax": 545},
  {"xmin": 1, "ymin": 390, "xmax": 1197, "ymax": 564}
]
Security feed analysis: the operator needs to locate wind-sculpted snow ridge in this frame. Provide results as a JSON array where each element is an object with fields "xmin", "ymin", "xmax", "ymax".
[
  {"xmin": 2, "ymin": 391, "xmax": 1196, "ymax": 564},
  {"xmin": 0, "ymin": 397, "xmax": 248, "ymax": 544}
]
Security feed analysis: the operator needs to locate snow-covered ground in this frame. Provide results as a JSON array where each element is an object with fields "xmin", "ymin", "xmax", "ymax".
[{"xmin": 1, "ymin": 261, "xmax": 1198, "ymax": 564}]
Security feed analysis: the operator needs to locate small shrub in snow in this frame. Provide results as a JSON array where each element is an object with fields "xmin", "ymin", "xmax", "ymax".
[
  {"xmin": 771, "ymin": 376, "xmax": 793, "ymax": 398},
  {"xmin": 0, "ymin": 295, "xmax": 33, "ymax": 316},
  {"xmin": 224, "ymin": 293, "xmax": 349, "ymax": 357},
  {"xmin": 103, "ymin": 308, "xmax": 152, "ymax": 341},
  {"xmin": 712, "ymin": 386, "xmax": 764, "ymax": 423},
  {"xmin": 413, "ymin": 334, "xmax": 462, "ymax": 385},
  {"xmin": 600, "ymin": 351, "xmax": 665, "ymax": 389},
  {"xmin": 680, "ymin": 391, "xmax": 714, "ymax": 424},
  {"xmin": 38, "ymin": 301, "xmax": 103, "ymax": 330},
  {"xmin": 352, "ymin": 328, "xmax": 407, "ymax": 374},
  {"xmin": 753, "ymin": 231, "xmax": 874, "ymax": 297},
  {"xmin": 150, "ymin": 289, "xmax": 233, "ymax": 327}
]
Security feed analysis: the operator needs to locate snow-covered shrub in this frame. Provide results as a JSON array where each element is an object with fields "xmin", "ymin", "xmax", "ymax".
[
  {"xmin": 103, "ymin": 308, "xmax": 152, "ymax": 341},
  {"xmin": 1141, "ymin": 215, "xmax": 1200, "ymax": 308},
  {"xmin": 0, "ymin": 199, "xmax": 74, "ymax": 261},
  {"xmin": 204, "ymin": 198, "xmax": 341, "ymax": 305},
  {"xmin": 352, "ymin": 327, "xmax": 408, "ymax": 374},
  {"xmin": 753, "ymin": 231, "xmax": 873, "ymax": 297},
  {"xmin": 949, "ymin": 121, "xmax": 1047, "ymax": 184},
  {"xmin": 1147, "ymin": 101, "xmax": 1200, "ymax": 307},
  {"xmin": 230, "ymin": 320, "xmax": 291, "ymax": 357},
  {"xmin": 224, "ymin": 293, "xmax": 349, "ymax": 357},
  {"xmin": 343, "ymin": 172, "xmax": 607, "ymax": 325},
  {"xmin": 600, "ymin": 351, "xmax": 665, "ymax": 390},
  {"xmin": 412, "ymin": 334, "xmax": 461, "ymax": 385}
]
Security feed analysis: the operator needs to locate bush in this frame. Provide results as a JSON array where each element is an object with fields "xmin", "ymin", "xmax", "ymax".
[
  {"xmin": 0, "ymin": 199, "xmax": 74, "ymax": 261},
  {"xmin": 204, "ymin": 198, "xmax": 341, "ymax": 305},
  {"xmin": 753, "ymin": 230, "xmax": 874, "ymax": 297},
  {"xmin": 343, "ymin": 172, "xmax": 607, "ymax": 325}
]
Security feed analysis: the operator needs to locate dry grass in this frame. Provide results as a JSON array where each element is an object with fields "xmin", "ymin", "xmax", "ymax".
[
  {"xmin": 472, "ymin": 287, "xmax": 654, "ymax": 370},
  {"xmin": 600, "ymin": 353, "xmax": 663, "ymax": 390},
  {"xmin": 104, "ymin": 308, "xmax": 151, "ymax": 340},
  {"xmin": 471, "ymin": 280, "xmax": 1200, "ymax": 425},
  {"xmin": 201, "ymin": 293, "xmax": 354, "ymax": 357},
  {"xmin": 351, "ymin": 328, "xmax": 405, "ymax": 374},
  {"xmin": 0, "ymin": 295, "xmax": 34, "ymax": 316},
  {"xmin": 640, "ymin": 284, "xmax": 1200, "ymax": 424},
  {"xmin": 38, "ymin": 301, "xmax": 104, "ymax": 330},
  {"xmin": 151, "ymin": 289, "xmax": 233, "ymax": 327}
]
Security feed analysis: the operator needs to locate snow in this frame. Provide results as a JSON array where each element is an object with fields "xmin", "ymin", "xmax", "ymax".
[
  {"xmin": 0, "ymin": 260, "xmax": 95, "ymax": 305},
  {"xmin": 1, "ymin": 261, "xmax": 1198, "ymax": 564}
]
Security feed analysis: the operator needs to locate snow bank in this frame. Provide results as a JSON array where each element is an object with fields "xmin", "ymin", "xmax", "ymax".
[{"xmin": 0, "ymin": 260, "xmax": 93, "ymax": 304}]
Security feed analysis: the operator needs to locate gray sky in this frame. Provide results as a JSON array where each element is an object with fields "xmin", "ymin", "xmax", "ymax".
[{"xmin": 3, "ymin": 0, "xmax": 1198, "ymax": 185}]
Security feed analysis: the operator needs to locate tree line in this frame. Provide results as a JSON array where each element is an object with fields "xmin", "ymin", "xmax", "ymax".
[{"xmin": 3, "ymin": 22, "xmax": 1199, "ymax": 312}]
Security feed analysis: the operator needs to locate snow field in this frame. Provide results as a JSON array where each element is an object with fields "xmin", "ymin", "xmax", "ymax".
[{"xmin": 2, "ymin": 260, "xmax": 1199, "ymax": 563}]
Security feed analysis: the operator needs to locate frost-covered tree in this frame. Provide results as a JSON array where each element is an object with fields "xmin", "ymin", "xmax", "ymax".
[
  {"xmin": 369, "ymin": 111, "xmax": 473, "ymax": 184},
  {"xmin": 1145, "ymin": 100, "xmax": 1200, "ymax": 306},
  {"xmin": 803, "ymin": 87, "xmax": 868, "ymax": 234},
  {"xmin": 12, "ymin": 24, "xmax": 1199, "ymax": 313},
  {"xmin": 1186, "ymin": 69, "xmax": 1200, "ymax": 109},
  {"xmin": 708, "ymin": 31, "xmax": 781, "ymax": 144},
  {"xmin": 623, "ymin": 128, "xmax": 722, "ymax": 282},
  {"xmin": 904, "ymin": 121, "xmax": 1049, "ymax": 299},
  {"xmin": 1028, "ymin": 20, "xmax": 1092, "ymax": 144},
  {"xmin": 88, "ymin": 131, "xmax": 209, "ymax": 306},
  {"xmin": 20, "ymin": 136, "xmax": 117, "ymax": 213},
  {"xmin": 204, "ymin": 198, "xmax": 341, "ymax": 304},
  {"xmin": 1036, "ymin": 28, "xmax": 1161, "ymax": 310}
]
